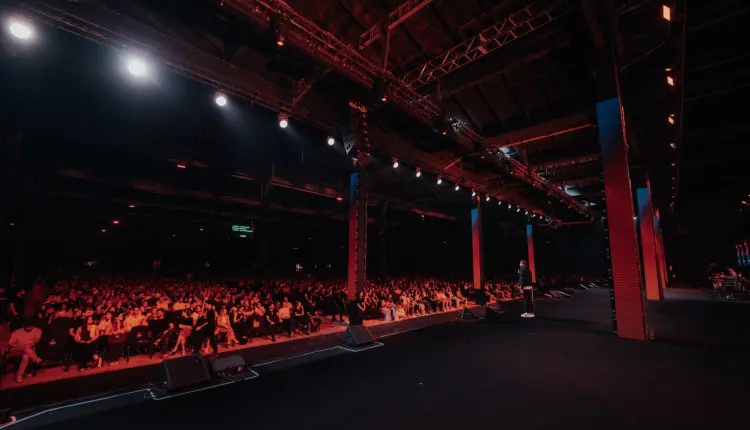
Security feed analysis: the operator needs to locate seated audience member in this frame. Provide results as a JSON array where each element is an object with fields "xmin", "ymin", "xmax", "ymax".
[
  {"xmin": 74, "ymin": 316, "xmax": 102, "ymax": 370},
  {"xmin": 216, "ymin": 307, "xmax": 237, "ymax": 347},
  {"xmin": 6, "ymin": 321, "xmax": 43, "ymax": 383}
]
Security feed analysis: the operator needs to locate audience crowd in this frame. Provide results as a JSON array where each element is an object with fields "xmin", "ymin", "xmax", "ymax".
[{"xmin": 1, "ymin": 274, "xmax": 520, "ymax": 384}]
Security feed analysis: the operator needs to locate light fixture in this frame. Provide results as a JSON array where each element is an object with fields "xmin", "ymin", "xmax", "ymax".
[
  {"xmin": 517, "ymin": 207, "xmax": 521, "ymax": 212},
  {"xmin": 669, "ymin": 142, "xmax": 676, "ymax": 149},
  {"xmin": 455, "ymin": 184, "xmax": 460, "ymax": 191},
  {"xmin": 126, "ymin": 56, "xmax": 148, "ymax": 77},
  {"xmin": 7, "ymin": 17, "xmax": 34, "ymax": 40},
  {"xmin": 214, "ymin": 92, "xmax": 228, "ymax": 107},
  {"xmin": 668, "ymin": 114, "xmax": 675, "ymax": 125},
  {"xmin": 381, "ymin": 95, "xmax": 388, "ymax": 103},
  {"xmin": 671, "ymin": 162, "xmax": 676, "ymax": 167},
  {"xmin": 278, "ymin": 113, "xmax": 289, "ymax": 128},
  {"xmin": 666, "ymin": 76, "xmax": 675, "ymax": 86},
  {"xmin": 486, "ymin": 196, "xmax": 490, "ymax": 202},
  {"xmin": 472, "ymin": 190, "xmax": 476, "ymax": 197},
  {"xmin": 101, "ymin": 229, "xmax": 107, "ymax": 233},
  {"xmin": 498, "ymin": 200, "xmax": 502, "ymax": 205},
  {"xmin": 327, "ymin": 136, "xmax": 335, "ymax": 146},
  {"xmin": 525, "ymin": 210, "xmax": 528, "ymax": 215},
  {"xmin": 177, "ymin": 164, "xmax": 186, "ymax": 169},
  {"xmin": 437, "ymin": 177, "xmax": 443, "ymax": 185},
  {"xmin": 662, "ymin": 5, "xmax": 672, "ymax": 21},
  {"xmin": 336, "ymin": 196, "xmax": 343, "ymax": 201},
  {"xmin": 415, "ymin": 167, "xmax": 422, "ymax": 178},
  {"xmin": 112, "ymin": 220, "xmax": 120, "ymax": 225},
  {"xmin": 392, "ymin": 158, "xmax": 399, "ymax": 168},
  {"xmin": 128, "ymin": 204, "xmax": 135, "ymax": 209}
]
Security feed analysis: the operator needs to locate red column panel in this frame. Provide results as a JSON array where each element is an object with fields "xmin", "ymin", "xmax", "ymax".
[
  {"xmin": 637, "ymin": 188, "xmax": 660, "ymax": 301},
  {"xmin": 598, "ymin": 97, "xmax": 648, "ymax": 340},
  {"xmin": 471, "ymin": 198, "xmax": 484, "ymax": 291},
  {"xmin": 526, "ymin": 224, "xmax": 536, "ymax": 283}
]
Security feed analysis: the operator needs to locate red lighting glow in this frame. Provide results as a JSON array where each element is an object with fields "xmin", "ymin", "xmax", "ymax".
[
  {"xmin": 112, "ymin": 220, "xmax": 119, "ymax": 225},
  {"xmin": 177, "ymin": 164, "xmax": 187, "ymax": 169},
  {"xmin": 662, "ymin": 5, "xmax": 671, "ymax": 21},
  {"xmin": 336, "ymin": 196, "xmax": 343, "ymax": 201}
]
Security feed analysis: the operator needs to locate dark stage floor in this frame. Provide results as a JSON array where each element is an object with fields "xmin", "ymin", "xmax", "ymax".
[{"xmin": 22, "ymin": 290, "xmax": 750, "ymax": 430}]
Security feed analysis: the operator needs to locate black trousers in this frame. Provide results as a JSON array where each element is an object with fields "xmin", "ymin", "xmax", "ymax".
[{"xmin": 523, "ymin": 288, "xmax": 534, "ymax": 314}]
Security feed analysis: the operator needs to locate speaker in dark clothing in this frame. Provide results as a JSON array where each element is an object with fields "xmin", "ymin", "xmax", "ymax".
[
  {"xmin": 160, "ymin": 354, "xmax": 210, "ymax": 392},
  {"xmin": 343, "ymin": 325, "xmax": 374, "ymax": 347}
]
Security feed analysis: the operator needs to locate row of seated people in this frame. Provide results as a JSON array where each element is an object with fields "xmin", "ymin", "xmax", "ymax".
[{"xmin": 1, "ymin": 275, "xmax": 476, "ymax": 384}]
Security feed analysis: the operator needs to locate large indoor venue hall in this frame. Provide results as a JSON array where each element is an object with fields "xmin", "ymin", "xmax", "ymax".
[{"xmin": 1, "ymin": 0, "xmax": 748, "ymax": 429}]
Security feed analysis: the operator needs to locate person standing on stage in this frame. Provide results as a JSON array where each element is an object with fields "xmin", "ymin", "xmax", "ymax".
[{"xmin": 518, "ymin": 260, "xmax": 535, "ymax": 318}]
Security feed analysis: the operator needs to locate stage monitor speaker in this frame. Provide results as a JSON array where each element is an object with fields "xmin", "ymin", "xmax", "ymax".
[
  {"xmin": 344, "ymin": 325, "xmax": 374, "ymax": 347},
  {"xmin": 210, "ymin": 355, "xmax": 246, "ymax": 374},
  {"xmin": 485, "ymin": 305, "xmax": 507, "ymax": 321},
  {"xmin": 161, "ymin": 354, "xmax": 211, "ymax": 392}
]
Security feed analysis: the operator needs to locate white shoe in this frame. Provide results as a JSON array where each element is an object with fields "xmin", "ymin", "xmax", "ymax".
[
  {"xmin": 520, "ymin": 313, "xmax": 529, "ymax": 318},
  {"xmin": 526, "ymin": 313, "xmax": 535, "ymax": 318}
]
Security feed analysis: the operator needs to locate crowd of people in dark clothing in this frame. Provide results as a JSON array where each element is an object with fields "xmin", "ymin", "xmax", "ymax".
[{"xmin": 0, "ymin": 274, "xmax": 498, "ymax": 384}]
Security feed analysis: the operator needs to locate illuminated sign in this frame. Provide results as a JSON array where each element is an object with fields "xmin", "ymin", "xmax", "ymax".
[{"xmin": 232, "ymin": 225, "xmax": 253, "ymax": 233}]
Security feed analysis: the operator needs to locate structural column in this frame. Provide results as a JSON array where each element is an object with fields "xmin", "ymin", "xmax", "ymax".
[
  {"xmin": 598, "ymin": 97, "xmax": 648, "ymax": 340},
  {"xmin": 637, "ymin": 187, "xmax": 662, "ymax": 301},
  {"xmin": 378, "ymin": 202, "xmax": 388, "ymax": 276},
  {"xmin": 470, "ymin": 196, "xmax": 484, "ymax": 296},
  {"xmin": 345, "ymin": 101, "xmax": 371, "ymax": 326},
  {"xmin": 525, "ymin": 224, "xmax": 537, "ymax": 283},
  {"xmin": 654, "ymin": 210, "xmax": 668, "ymax": 292}
]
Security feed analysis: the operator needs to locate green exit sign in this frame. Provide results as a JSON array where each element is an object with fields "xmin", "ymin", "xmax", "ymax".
[{"xmin": 232, "ymin": 225, "xmax": 253, "ymax": 233}]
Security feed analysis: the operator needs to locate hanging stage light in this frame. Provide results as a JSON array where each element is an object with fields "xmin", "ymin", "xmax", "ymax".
[
  {"xmin": 7, "ymin": 16, "xmax": 34, "ymax": 41},
  {"xmin": 437, "ymin": 176, "xmax": 443, "ymax": 185},
  {"xmin": 415, "ymin": 167, "xmax": 421, "ymax": 178},
  {"xmin": 214, "ymin": 92, "xmax": 228, "ymax": 107},
  {"xmin": 486, "ymin": 196, "xmax": 490, "ymax": 202},
  {"xmin": 278, "ymin": 112, "xmax": 289, "ymax": 128},
  {"xmin": 517, "ymin": 207, "xmax": 521, "ymax": 212},
  {"xmin": 392, "ymin": 158, "xmax": 399, "ymax": 168},
  {"xmin": 126, "ymin": 56, "xmax": 148, "ymax": 77},
  {"xmin": 454, "ymin": 184, "xmax": 460, "ymax": 191},
  {"xmin": 327, "ymin": 136, "xmax": 335, "ymax": 146}
]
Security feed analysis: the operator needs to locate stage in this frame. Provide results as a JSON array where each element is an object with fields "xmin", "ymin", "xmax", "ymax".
[{"xmin": 5, "ymin": 289, "xmax": 748, "ymax": 430}]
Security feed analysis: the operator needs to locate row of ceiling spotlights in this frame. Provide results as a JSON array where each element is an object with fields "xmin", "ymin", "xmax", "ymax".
[
  {"xmin": 7, "ymin": 15, "xmax": 543, "ymax": 219},
  {"xmin": 393, "ymin": 160, "xmax": 543, "ymax": 219},
  {"xmin": 6, "ymin": 17, "xmax": 341, "ymax": 148}
]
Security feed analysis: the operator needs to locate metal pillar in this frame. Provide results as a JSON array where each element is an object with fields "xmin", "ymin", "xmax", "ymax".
[
  {"xmin": 470, "ymin": 196, "xmax": 484, "ymax": 293},
  {"xmin": 637, "ymin": 187, "xmax": 662, "ymax": 301},
  {"xmin": 654, "ymin": 210, "xmax": 668, "ymax": 293},
  {"xmin": 345, "ymin": 101, "xmax": 371, "ymax": 326},
  {"xmin": 378, "ymin": 202, "xmax": 388, "ymax": 276},
  {"xmin": 526, "ymin": 224, "xmax": 537, "ymax": 283},
  {"xmin": 598, "ymin": 97, "xmax": 648, "ymax": 340}
]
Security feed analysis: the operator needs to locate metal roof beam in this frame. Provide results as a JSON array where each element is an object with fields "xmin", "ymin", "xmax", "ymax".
[
  {"xmin": 358, "ymin": 0, "xmax": 435, "ymax": 50},
  {"xmin": 486, "ymin": 111, "xmax": 594, "ymax": 148}
]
